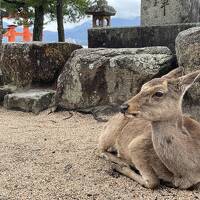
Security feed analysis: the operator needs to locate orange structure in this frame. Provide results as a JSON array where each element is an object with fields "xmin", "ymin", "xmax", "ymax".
[{"xmin": 3, "ymin": 24, "xmax": 32, "ymax": 42}]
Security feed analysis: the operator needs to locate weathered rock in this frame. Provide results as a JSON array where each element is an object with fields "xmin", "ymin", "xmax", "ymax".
[
  {"xmin": 4, "ymin": 89, "xmax": 55, "ymax": 114},
  {"xmin": 141, "ymin": 0, "xmax": 200, "ymax": 26},
  {"xmin": 0, "ymin": 85, "xmax": 17, "ymax": 102},
  {"xmin": 55, "ymin": 47, "xmax": 175, "ymax": 110},
  {"xmin": 0, "ymin": 42, "xmax": 82, "ymax": 88},
  {"xmin": 176, "ymin": 27, "xmax": 200, "ymax": 103}
]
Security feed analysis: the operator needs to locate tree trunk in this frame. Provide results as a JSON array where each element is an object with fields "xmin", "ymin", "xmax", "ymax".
[
  {"xmin": 56, "ymin": 0, "xmax": 65, "ymax": 42},
  {"xmin": 33, "ymin": 5, "xmax": 44, "ymax": 41}
]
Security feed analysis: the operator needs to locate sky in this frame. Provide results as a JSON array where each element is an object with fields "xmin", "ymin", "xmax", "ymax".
[
  {"xmin": 44, "ymin": 0, "xmax": 141, "ymax": 31},
  {"xmin": 4, "ymin": 0, "xmax": 141, "ymax": 31}
]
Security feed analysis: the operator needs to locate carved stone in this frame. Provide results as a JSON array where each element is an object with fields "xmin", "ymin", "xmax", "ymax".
[{"xmin": 141, "ymin": 0, "xmax": 200, "ymax": 26}]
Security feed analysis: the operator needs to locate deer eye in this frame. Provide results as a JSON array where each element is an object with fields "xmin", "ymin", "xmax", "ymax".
[{"xmin": 153, "ymin": 91, "xmax": 164, "ymax": 98}]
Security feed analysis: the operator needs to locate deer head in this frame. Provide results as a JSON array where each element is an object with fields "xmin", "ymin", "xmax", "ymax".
[{"xmin": 121, "ymin": 67, "xmax": 200, "ymax": 121}]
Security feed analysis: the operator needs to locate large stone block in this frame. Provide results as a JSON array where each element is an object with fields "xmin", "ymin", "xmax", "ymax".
[
  {"xmin": 141, "ymin": 0, "xmax": 200, "ymax": 26},
  {"xmin": 4, "ymin": 89, "xmax": 55, "ymax": 114},
  {"xmin": 55, "ymin": 47, "xmax": 175, "ymax": 110},
  {"xmin": 88, "ymin": 23, "xmax": 200, "ymax": 53},
  {"xmin": 0, "ymin": 42, "xmax": 82, "ymax": 88},
  {"xmin": 176, "ymin": 27, "xmax": 200, "ymax": 112}
]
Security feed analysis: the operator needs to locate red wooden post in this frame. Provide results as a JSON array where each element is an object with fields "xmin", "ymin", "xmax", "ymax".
[{"xmin": 23, "ymin": 26, "xmax": 32, "ymax": 42}]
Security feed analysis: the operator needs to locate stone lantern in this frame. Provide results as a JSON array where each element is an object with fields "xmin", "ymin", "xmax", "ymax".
[{"xmin": 86, "ymin": 0, "xmax": 116, "ymax": 28}]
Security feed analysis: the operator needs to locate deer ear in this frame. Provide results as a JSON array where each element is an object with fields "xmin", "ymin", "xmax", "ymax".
[
  {"xmin": 178, "ymin": 70, "xmax": 200, "ymax": 92},
  {"xmin": 162, "ymin": 67, "xmax": 184, "ymax": 79}
]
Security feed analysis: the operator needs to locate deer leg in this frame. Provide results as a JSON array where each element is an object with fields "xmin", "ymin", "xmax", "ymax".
[
  {"xmin": 151, "ymin": 155, "xmax": 174, "ymax": 184},
  {"xmin": 173, "ymin": 176, "xmax": 194, "ymax": 189},
  {"xmin": 111, "ymin": 163, "xmax": 147, "ymax": 187},
  {"xmin": 100, "ymin": 152, "xmax": 147, "ymax": 187},
  {"xmin": 99, "ymin": 152, "xmax": 129, "ymax": 167},
  {"xmin": 128, "ymin": 135, "xmax": 160, "ymax": 189}
]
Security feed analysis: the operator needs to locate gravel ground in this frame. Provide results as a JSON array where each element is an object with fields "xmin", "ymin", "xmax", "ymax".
[{"xmin": 0, "ymin": 107, "xmax": 199, "ymax": 200}]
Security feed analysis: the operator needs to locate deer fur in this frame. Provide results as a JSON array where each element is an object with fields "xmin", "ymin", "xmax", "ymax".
[
  {"xmin": 99, "ymin": 67, "xmax": 200, "ymax": 189},
  {"xmin": 99, "ymin": 68, "xmax": 184, "ymax": 188}
]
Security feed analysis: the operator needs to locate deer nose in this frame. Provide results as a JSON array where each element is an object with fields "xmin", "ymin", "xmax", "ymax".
[{"xmin": 120, "ymin": 103, "xmax": 129, "ymax": 113}]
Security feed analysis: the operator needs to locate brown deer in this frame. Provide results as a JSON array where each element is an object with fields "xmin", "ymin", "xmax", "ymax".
[{"xmin": 99, "ymin": 67, "xmax": 200, "ymax": 189}]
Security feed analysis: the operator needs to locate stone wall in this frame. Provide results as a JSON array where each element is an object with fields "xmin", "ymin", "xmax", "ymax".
[{"xmin": 88, "ymin": 23, "xmax": 200, "ymax": 53}]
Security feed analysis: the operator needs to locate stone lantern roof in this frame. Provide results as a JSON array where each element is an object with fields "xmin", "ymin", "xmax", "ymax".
[{"xmin": 86, "ymin": 0, "xmax": 116, "ymax": 16}]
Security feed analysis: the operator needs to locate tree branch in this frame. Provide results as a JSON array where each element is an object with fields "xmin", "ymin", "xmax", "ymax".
[{"xmin": 2, "ymin": 0, "xmax": 25, "ymax": 7}]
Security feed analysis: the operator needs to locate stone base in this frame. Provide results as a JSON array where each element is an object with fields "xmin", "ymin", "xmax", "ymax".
[
  {"xmin": 88, "ymin": 23, "xmax": 200, "ymax": 53},
  {"xmin": 4, "ymin": 89, "xmax": 55, "ymax": 114}
]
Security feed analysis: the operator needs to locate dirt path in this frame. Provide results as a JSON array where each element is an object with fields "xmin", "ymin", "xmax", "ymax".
[{"xmin": 0, "ymin": 107, "xmax": 199, "ymax": 200}]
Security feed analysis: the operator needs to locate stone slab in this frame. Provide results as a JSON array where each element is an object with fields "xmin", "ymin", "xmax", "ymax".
[
  {"xmin": 88, "ymin": 23, "xmax": 200, "ymax": 53},
  {"xmin": 141, "ymin": 0, "xmax": 200, "ymax": 26},
  {"xmin": 4, "ymin": 89, "xmax": 55, "ymax": 114},
  {"xmin": 0, "ymin": 85, "xmax": 17, "ymax": 102}
]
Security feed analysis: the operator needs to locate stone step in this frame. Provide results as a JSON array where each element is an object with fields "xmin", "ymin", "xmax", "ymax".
[
  {"xmin": 0, "ymin": 85, "xmax": 17, "ymax": 103},
  {"xmin": 4, "ymin": 89, "xmax": 55, "ymax": 114}
]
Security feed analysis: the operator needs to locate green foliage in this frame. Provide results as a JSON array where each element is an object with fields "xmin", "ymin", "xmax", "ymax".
[
  {"xmin": 1, "ymin": 0, "xmax": 34, "ymax": 25},
  {"xmin": 62, "ymin": 0, "xmax": 93, "ymax": 23},
  {"xmin": 2, "ymin": 0, "xmax": 94, "ymax": 25}
]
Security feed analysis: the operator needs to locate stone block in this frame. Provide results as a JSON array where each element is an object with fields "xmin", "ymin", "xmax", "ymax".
[
  {"xmin": 141, "ymin": 0, "xmax": 200, "ymax": 26},
  {"xmin": 4, "ymin": 89, "xmax": 55, "ymax": 114},
  {"xmin": 55, "ymin": 47, "xmax": 174, "ymax": 110},
  {"xmin": 88, "ymin": 23, "xmax": 200, "ymax": 53},
  {"xmin": 0, "ymin": 42, "xmax": 82, "ymax": 88}
]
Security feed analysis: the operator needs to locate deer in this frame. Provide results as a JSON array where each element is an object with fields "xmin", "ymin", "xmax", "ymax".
[{"xmin": 99, "ymin": 67, "xmax": 200, "ymax": 189}]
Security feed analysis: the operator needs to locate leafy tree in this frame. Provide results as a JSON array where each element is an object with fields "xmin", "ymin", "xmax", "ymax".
[
  {"xmin": 55, "ymin": 0, "xmax": 92, "ymax": 42},
  {"xmin": 1, "ymin": 0, "xmax": 34, "ymax": 27}
]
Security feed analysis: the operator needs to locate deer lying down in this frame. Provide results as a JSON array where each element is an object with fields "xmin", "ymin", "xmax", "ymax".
[{"xmin": 99, "ymin": 67, "xmax": 200, "ymax": 189}]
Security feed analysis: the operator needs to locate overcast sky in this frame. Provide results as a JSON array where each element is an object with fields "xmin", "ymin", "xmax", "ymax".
[
  {"xmin": 108, "ymin": 0, "xmax": 140, "ymax": 18},
  {"xmin": 44, "ymin": 0, "xmax": 141, "ymax": 31}
]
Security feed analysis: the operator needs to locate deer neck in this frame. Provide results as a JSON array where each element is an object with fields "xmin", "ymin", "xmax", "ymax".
[
  {"xmin": 151, "ymin": 112, "xmax": 187, "ymax": 175},
  {"xmin": 151, "ymin": 114, "xmax": 184, "ymax": 136},
  {"xmin": 151, "ymin": 101, "xmax": 187, "ymax": 137}
]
